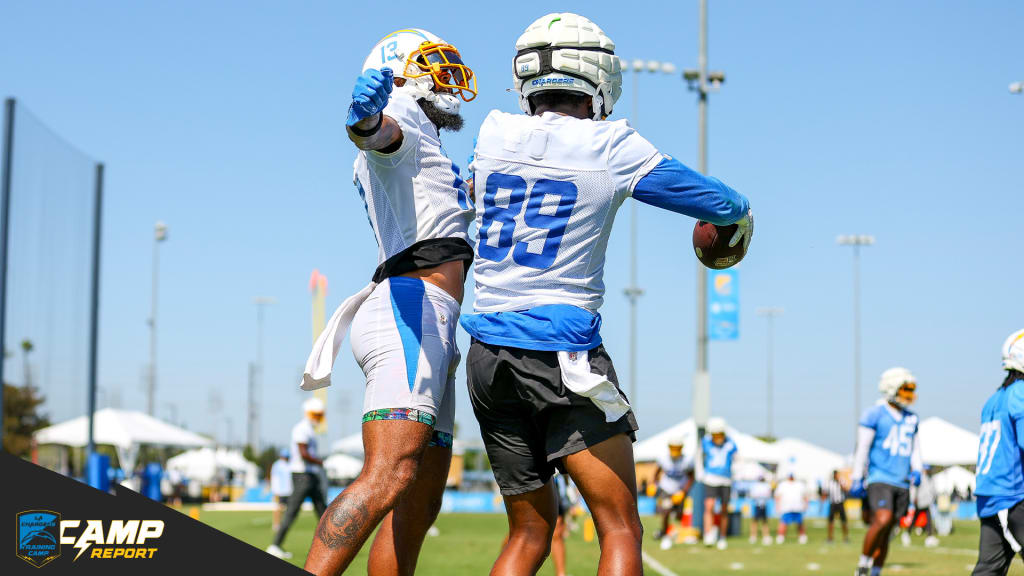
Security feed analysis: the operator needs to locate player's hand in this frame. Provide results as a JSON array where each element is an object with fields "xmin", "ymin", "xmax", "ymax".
[
  {"xmin": 728, "ymin": 208, "xmax": 753, "ymax": 251},
  {"xmin": 645, "ymin": 484, "xmax": 658, "ymax": 497},
  {"xmin": 347, "ymin": 68, "xmax": 394, "ymax": 127},
  {"xmin": 910, "ymin": 471, "xmax": 922, "ymax": 486},
  {"xmin": 671, "ymin": 491, "xmax": 685, "ymax": 505},
  {"xmin": 850, "ymin": 478, "xmax": 866, "ymax": 499}
]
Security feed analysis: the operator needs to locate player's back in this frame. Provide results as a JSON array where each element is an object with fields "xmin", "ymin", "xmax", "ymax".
[
  {"xmin": 976, "ymin": 379, "xmax": 1024, "ymax": 516},
  {"xmin": 471, "ymin": 110, "xmax": 661, "ymax": 313}
]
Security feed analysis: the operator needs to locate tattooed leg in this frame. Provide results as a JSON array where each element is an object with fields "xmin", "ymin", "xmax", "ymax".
[{"xmin": 304, "ymin": 419, "xmax": 432, "ymax": 575}]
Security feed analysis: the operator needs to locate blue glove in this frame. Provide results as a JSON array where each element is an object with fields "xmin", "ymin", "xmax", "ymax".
[
  {"xmin": 910, "ymin": 471, "xmax": 921, "ymax": 486},
  {"xmin": 850, "ymin": 478, "xmax": 866, "ymax": 499},
  {"xmin": 347, "ymin": 68, "xmax": 393, "ymax": 127}
]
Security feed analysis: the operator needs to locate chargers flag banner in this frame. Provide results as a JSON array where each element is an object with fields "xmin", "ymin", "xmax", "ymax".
[
  {"xmin": 1, "ymin": 453, "xmax": 307, "ymax": 575},
  {"xmin": 708, "ymin": 268, "xmax": 739, "ymax": 341}
]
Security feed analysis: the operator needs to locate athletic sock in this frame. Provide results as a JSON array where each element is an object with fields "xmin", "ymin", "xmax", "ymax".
[
  {"xmin": 870, "ymin": 567, "xmax": 882, "ymax": 576},
  {"xmin": 858, "ymin": 555, "xmax": 873, "ymax": 568}
]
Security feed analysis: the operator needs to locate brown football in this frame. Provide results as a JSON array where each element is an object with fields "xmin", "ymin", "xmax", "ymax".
[{"xmin": 692, "ymin": 221, "xmax": 747, "ymax": 269}]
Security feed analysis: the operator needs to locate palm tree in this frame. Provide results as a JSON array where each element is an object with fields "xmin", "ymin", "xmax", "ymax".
[{"xmin": 20, "ymin": 339, "xmax": 33, "ymax": 389}]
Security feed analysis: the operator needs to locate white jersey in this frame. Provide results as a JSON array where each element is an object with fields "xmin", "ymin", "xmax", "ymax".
[
  {"xmin": 470, "ymin": 110, "xmax": 662, "ymax": 312},
  {"xmin": 289, "ymin": 418, "xmax": 321, "ymax": 474},
  {"xmin": 775, "ymin": 479, "xmax": 807, "ymax": 514},
  {"xmin": 656, "ymin": 452, "xmax": 695, "ymax": 494},
  {"xmin": 354, "ymin": 89, "xmax": 474, "ymax": 268}
]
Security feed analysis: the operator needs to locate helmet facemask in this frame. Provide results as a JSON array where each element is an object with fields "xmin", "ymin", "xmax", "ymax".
[{"xmin": 402, "ymin": 41, "xmax": 476, "ymax": 114}]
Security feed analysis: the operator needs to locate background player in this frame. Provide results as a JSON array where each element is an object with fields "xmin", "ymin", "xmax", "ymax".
[
  {"xmin": 972, "ymin": 329, "xmax": 1024, "ymax": 576},
  {"xmin": 774, "ymin": 473, "xmax": 808, "ymax": 544},
  {"xmin": 652, "ymin": 436, "xmax": 694, "ymax": 549},
  {"xmin": 551, "ymin": 473, "xmax": 578, "ymax": 576},
  {"xmin": 463, "ymin": 13, "xmax": 752, "ymax": 576},
  {"xmin": 749, "ymin": 474, "xmax": 773, "ymax": 545},
  {"xmin": 821, "ymin": 469, "xmax": 849, "ymax": 544},
  {"xmin": 850, "ymin": 367, "xmax": 923, "ymax": 576},
  {"xmin": 268, "ymin": 398, "xmax": 326, "ymax": 559},
  {"xmin": 301, "ymin": 28, "xmax": 477, "ymax": 575},
  {"xmin": 701, "ymin": 417, "xmax": 738, "ymax": 549}
]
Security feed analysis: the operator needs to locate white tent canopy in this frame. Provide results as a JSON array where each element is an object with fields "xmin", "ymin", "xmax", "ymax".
[
  {"xmin": 773, "ymin": 437, "xmax": 845, "ymax": 485},
  {"xmin": 331, "ymin": 432, "xmax": 364, "ymax": 457},
  {"xmin": 931, "ymin": 465, "xmax": 975, "ymax": 495},
  {"xmin": 34, "ymin": 408, "xmax": 212, "ymax": 471},
  {"xmin": 633, "ymin": 418, "xmax": 780, "ymax": 465},
  {"xmin": 919, "ymin": 417, "xmax": 979, "ymax": 467},
  {"xmin": 324, "ymin": 453, "xmax": 364, "ymax": 481},
  {"xmin": 166, "ymin": 447, "xmax": 260, "ymax": 487}
]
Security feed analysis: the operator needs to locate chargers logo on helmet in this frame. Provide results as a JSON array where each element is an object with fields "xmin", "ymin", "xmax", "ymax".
[{"xmin": 1003, "ymin": 329, "xmax": 1024, "ymax": 373}]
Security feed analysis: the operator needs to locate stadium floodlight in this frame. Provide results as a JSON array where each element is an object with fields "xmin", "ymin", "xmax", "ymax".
[
  {"xmin": 837, "ymin": 234, "xmax": 875, "ymax": 432},
  {"xmin": 148, "ymin": 221, "xmax": 168, "ymax": 416},
  {"xmin": 621, "ymin": 57, "xmax": 680, "ymax": 414},
  {"xmin": 250, "ymin": 296, "xmax": 276, "ymax": 450},
  {"xmin": 1011, "ymin": 82, "xmax": 1023, "ymax": 94},
  {"xmin": 756, "ymin": 308, "xmax": 784, "ymax": 439}
]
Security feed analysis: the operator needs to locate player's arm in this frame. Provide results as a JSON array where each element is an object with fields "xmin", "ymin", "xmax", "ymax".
[
  {"xmin": 297, "ymin": 442, "xmax": 323, "ymax": 467},
  {"xmin": 346, "ymin": 68, "xmax": 403, "ymax": 152},
  {"xmin": 851, "ymin": 425, "xmax": 875, "ymax": 481}
]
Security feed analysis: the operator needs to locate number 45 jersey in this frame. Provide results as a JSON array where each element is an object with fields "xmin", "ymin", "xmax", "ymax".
[
  {"xmin": 465, "ymin": 110, "xmax": 748, "ymax": 350},
  {"xmin": 860, "ymin": 402, "xmax": 920, "ymax": 489}
]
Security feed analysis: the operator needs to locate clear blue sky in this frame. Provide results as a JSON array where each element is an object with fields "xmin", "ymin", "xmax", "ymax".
[{"xmin": 2, "ymin": 0, "xmax": 1022, "ymax": 453}]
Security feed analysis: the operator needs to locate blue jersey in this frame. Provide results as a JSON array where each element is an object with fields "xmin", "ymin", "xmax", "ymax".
[
  {"xmin": 976, "ymin": 378, "xmax": 1024, "ymax": 518},
  {"xmin": 860, "ymin": 403, "xmax": 919, "ymax": 489},
  {"xmin": 702, "ymin": 436, "xmax": 737, "ymax": 479}
]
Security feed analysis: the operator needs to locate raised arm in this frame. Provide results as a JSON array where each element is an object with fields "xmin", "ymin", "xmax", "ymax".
[{"xmin": 346, "ymin": 68, "xmax": 403, "ymax": 152}]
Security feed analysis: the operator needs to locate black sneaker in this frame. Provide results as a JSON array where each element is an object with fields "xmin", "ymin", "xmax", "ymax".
[{"xmin": 854, "ymin": 567, "xmax": 870, "ymax": 576}]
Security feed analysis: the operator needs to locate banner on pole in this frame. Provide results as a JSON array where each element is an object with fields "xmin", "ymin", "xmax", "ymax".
[{"xmin": 708, "ymin": 269, "xmax": 739, "ymax": 341}]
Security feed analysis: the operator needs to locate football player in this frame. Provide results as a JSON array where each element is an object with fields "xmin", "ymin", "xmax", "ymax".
[
  {"xmin": 463, "ymin": 13, "xmax": 752, "ymax": 575},
  {"xmin": 652, "ymin": 436, "xmax": 695, "ymax": 550},
  {"xmin": 701, "ymin": 417, "xmax": 737, "ymax": 549},
  {"xmin": 971, "ymin": 329, "xmax": 1024, "ymax": 576},
  {"xmin": 300, "ymin": 29, "xmax": 477, "ymax": 575},
  {"xmin": 850, "ymin": 367, "xmax": 923, "ymax": 576}
]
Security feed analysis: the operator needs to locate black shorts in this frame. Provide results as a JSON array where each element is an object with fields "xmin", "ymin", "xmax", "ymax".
[
  {"xmin": 753, "ymin": 503, "xmax": 768, "ymax": 521},
  {"xmin": 866, "ymin": 483, "xmax": 910, "ymax": 518},
  {"xmin": 467, "ymin": 340, "xmax": 638, "ymax": 496},
  {"xmin": 656, "ymin": 488, "xmax": 685, "ymax": 515},
  {"xmin": 703, "ymin": 483, "xmax": 732, "ymax": 504},
  {"xmin": 973, "ymin": 499, "xmax": 1024, "ymax": 576},
  {"xmin": 828, "ymin": 501, "xmax": 847, "ymax": 522}
]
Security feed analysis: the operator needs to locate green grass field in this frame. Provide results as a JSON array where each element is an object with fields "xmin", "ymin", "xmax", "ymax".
[{"xmin": 197, "ymin": 509, "xmax": 1018, "ymax": 575}]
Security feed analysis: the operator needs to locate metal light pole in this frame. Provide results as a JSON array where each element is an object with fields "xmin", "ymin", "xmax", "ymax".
[
  {"xmin": 837, "ymin": 235, "xmax": 874, "ymax": 429},
  {"xmin": 249, "ymin": 296, "xmax": 275, "ymax": 450},
  {"xmin": 682, "ymin": 0, "xmax": 726, "ymax": 533},
  {"xmin": 147, "ymin": 221, "xmax": 167, "ymax": 416},
  {"xmin": 623, "ymin": 58, "xmax": 677, "ymax": 413},
  {"xmin": 756, "ymin": 308, "xmax": 783, "ymax": 439},
  {"xmin": 0, "ymin": 99, "xmax": 15, "ymax": 451}
]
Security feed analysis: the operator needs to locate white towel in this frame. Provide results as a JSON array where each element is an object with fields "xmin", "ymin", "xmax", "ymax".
[
  {"xmin": 998, "ymin": 508, "xmax": 1022, "ymax": 553},
  {"xmin": 301, "ymin": 281, "xmax": 377, "ymax": 391},
  {"xmin": 556, "ymin": 350, "xmax": 631, "ymax": 423}
]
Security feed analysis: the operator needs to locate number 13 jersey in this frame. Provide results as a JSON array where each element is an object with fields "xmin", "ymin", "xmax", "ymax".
[{"xmin": 470, "ymin": 110, "xmax": 662, "ymax": 314}]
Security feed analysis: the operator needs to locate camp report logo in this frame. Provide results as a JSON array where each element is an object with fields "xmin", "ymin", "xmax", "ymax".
[{"xmin": 16, "ymin": 510, "xmax": 164, "ymax": 567}]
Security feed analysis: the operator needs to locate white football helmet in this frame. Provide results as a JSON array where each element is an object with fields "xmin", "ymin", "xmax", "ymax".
[
  {"xmin": 512, "ymin": 13, "xmax": 622, "ymax": 120},
  {"xmin": 667, "ymin": 435, "xmax": 685, "ymax": 448},
  {"xmin": 707, "ymin": 417, "xmax": 727, "ymax": 435},
  {"xmin": 879, "ymin": 367, "xmax": 917, "ymax": 407},
  {"xmin": 1003, "ymin": 329, "xmax": 1024, "ymax": 373},
  {"xmin": 362, "ymin": 29, "xmax": 476, "ymax": 114}
]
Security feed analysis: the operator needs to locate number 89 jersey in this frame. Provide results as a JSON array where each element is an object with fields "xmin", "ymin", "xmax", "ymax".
[
  {"xmin": 470, "ymin": 110, "xmax": 662, "ymax": 313},
  {"xmin": 861, "ymin": 402, "xmax": 919, "ymax": 489}
]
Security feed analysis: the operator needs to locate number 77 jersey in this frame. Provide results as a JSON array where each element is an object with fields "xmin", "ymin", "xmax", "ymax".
[{"xmin": 469, "ymin": 110, "xmax": 664, "ymax": 313}]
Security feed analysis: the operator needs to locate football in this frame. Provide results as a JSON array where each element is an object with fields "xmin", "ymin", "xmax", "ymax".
[{"xmin": 692, "ymin": 221, "xmax": 747, "ymax": 269}]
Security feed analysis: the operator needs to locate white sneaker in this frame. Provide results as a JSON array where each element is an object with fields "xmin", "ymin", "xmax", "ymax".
[
  {"xmin": 749, "ymin": 535, "xmax": 757, "ymax": 544},
  {"xmin": 924, "ymin": 535, "xmax": 940, "ymax": 548},
  {"xmin": 704, "ymin": 532, "xmax": 717, "ymax": 547},
  {"xmin": 762, "ymin": 535, "xmax": 773, "ymax": 546},
  {"xmin": 798, "ymin": 534, "xmax": 808, "ymax": 545},
  {"xmin": 901, "ymin": 532, "xmax": 911, "ymax": 547},
  {"xmin": 775, "ymin": 534, "xmax": 785, "ymax": 545},
  {"xmin": 717, "ymin": 539, "xmax": 728, "ymax": 550},
  {"xmin": 427, "ymin": 526, "xmax": 441, "ymax": 537},
  {"xmin": 660, "ymin": 535, "xmax": 673, "ymax": 550},
  {"xmin": 266, "ymin": 544, "xmax": 292, "ymax": 559}
]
